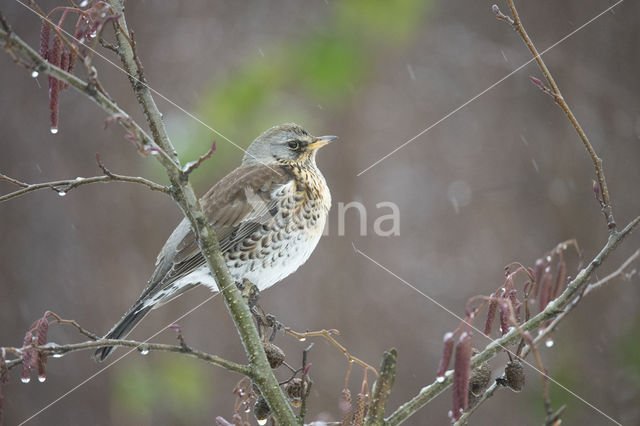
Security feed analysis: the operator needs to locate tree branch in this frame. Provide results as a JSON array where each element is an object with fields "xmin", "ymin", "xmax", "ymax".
[
  {"xmin": 364, "ymin": 349, "xmax": 398, "ymax": 425},
  {"xmin": 384, "ymin": 216, "xmax": 640, "ymax": 425},
  {"xmin": 105, "ymin": 2, "xmax": 297, "ymax": 422},
  {"xmin": 0, "ymin": 170, "xmax": 168, "ymax": 202},
  {"xmin": 2, "ymin": 6, "xmax": 296, "ymax": 422},
  {"xmin": 2, "ymin": 338, "xmax": 250, "ymax": 376},
  {"xmin": 498, "ymin": 0, "xmax": 615, "ymax": 230}
]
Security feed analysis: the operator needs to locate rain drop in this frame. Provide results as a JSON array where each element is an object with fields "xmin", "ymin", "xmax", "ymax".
[
  {"xmin": 52, "ymin": 353, "xmax": 64, "ymax": 358},
  {"xmin": 139, "ymin": 347, "xmax": 149, "ymax": 355},
  {"xmin": 244, "ymin": 405, "xmax": 251, "ymax": 413},
  {"xmin": 79, "ymin": 0, "xmax": 88, "ymax": 6},
  {"xmin": 407, "ymin": 63, "xmax": 416, "ymax": 80},
  {"xmin": 38, "ymin": 375, "xmax": 46, "ymax": 383},
  {"xmin": 75, "ymin": 177, "xmax": 84, "ymax": 181},
  {"xmin": 545, "ymin": 338, "xmax": 554, "ymax": 348},
  {"xmin": 50, "ymin": 127, "xmax": 58, "ymax": 134},
  {"xmin": 436, "ymin": 375, "xmax": 445, "ymax": 383},
  {"xmin": 58, "ymin": 191, "xmax": 66, "ymax": 197},
  {"xmin": 297, "ymin": 337, "xmax": 306, "ymax": 342},
  {"xmin": 31, "ymin": 70, "xmax": 39, "ymax": 78},
  {"xmin": 21, "ymin": 376, "xmax": 31, "ymax": 384},
  {"xmin": 257, "ymin": 419, "xmax": 268, "ymax": 426}
]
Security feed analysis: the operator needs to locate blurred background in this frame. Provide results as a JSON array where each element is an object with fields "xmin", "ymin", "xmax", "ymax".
[{"xmin": 1, "ymin": 0, "xmax": 640, "ymax": 424}]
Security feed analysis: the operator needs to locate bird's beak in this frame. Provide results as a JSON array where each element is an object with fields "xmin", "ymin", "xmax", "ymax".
[{"xmin": 310, "ymin": 135, "xmax": 339, "ymax": 149}]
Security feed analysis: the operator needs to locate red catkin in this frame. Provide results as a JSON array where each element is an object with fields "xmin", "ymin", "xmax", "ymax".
[
  {"xmin": 39, "ymin": 20, "xmax": 50, "ymax": 59},
  {"xmin": 532, "ymin": 258, "xmax": 545, "ymax": 298},
  {"xmin": 21, "ymin": 331, "xmax": 34, "ymax": 383},
  {"xmin": 539, "ymin": 266, "xmax": 553, "ymax": 312},
  {"xmin": 452, "ymin": 332, "xmax": 472, "ymax": 420},
  {"xmin": 499, "ymin": 301, "xmax": 510, "ymax": 336},
  {"xmin": 484, "ymin": 295, "xmax": 497, "ymax": 336},
  {"xmin": 552, "ymin": 260, "xmax": 567, "ymax": 300},
  {"xmin": 48, "ymin": 34, "xmax": 63, "ymax": 132},
  {"xmin": 436, "ymin": 332, "xmax": 455, "ymax": 379}
]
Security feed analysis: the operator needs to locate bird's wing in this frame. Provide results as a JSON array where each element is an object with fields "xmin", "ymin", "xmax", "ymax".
[{"xmin": 132, "ymin": 165, "xmax": 293, "ymax": 308}]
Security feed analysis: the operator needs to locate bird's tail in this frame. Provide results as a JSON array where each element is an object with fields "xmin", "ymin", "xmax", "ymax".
[{"xmin": 94, "ymin": 304, "xmax": 152, "ymax": 362}]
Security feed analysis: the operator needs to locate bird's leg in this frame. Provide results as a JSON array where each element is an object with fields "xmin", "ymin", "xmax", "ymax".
[{"xmin": 237, "ymin": 278, "xmax": 261, "ymax": 309}]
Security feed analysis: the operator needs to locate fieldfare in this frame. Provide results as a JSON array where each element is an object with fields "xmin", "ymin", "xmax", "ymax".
[{"xmin": 96, "ymin": 123, "xmax": 337, "ymax": 361}]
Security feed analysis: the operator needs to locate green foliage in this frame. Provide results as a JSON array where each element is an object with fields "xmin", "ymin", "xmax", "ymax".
[
  {"xmin": 167, "ymin": 0, "xmax": 431, "ymax": 185},
  {"xmin": 618, "ymin": 319, "xmax": 640, "ymax": 383},
  {"xmin": 112, "ymin": 358, "xmax": 213, "ymax": 423}
]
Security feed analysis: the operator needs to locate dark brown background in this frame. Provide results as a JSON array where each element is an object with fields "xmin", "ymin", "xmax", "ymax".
[{"xmin": 1, "ymin": 1, "xmax": 639, "ymax": 425}]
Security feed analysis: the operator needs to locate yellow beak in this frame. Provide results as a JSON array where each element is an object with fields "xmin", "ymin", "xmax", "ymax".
[{"xmin": 310, "ymin": 135, "xmax": 339, "ymax": 149}]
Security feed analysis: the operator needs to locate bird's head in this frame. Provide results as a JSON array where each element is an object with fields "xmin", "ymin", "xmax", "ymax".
[{"xmin": 242, "ymin": 123, "xmax": 338, "ymax": 167}]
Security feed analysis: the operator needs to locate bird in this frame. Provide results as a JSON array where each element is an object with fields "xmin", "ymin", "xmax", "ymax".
[{"xmin": 95, "ymin": 123, "xmax": 337, "ymax": 361}]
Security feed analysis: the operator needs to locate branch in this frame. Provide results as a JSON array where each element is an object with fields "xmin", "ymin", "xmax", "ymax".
[
  {"xmin": 496, "ymin": 1, "xmax": 615, "ymax": 230},
  {"xmin": 0, "ymin": 25, "xmax": 167, "ymax": 163},
  {"xmin": 105, "ymin": 2, "xmax": 297, "ymax": 422},
  {"xmin": 0, "ymin": 165, "xmax": 168, "ymax": 202},
  {"xmin": 2, "ymin": 6, "xmax": 296, "ymax": 422},
  {"xmin": 384, "ymin": 216, "xmax": 640, "ymax": 425},
  {"xmin": 364, "ymin": 349, "xmax": 398, "ymax": 425},
  {"xmin": 2, "ymin": 338, "xmax": 250, "ymax": 376},
  {"xmin": 454, "ymin": 248, "xmax": 639, "ymax": 425}
]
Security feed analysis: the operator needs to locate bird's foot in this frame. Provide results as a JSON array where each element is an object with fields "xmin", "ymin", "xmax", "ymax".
[{"xmin": 237, "ymin": 278, "xmax": 260, "ymax": 309}]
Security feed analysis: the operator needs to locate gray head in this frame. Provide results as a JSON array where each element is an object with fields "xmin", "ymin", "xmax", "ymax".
[{"xmin": 242, "ymin": 123, "xmax": 338, "ymax": 167}]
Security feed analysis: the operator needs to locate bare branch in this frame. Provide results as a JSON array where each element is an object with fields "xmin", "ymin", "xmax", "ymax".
[
  {"xmin": 0, "ymin": 161, "xmax": 169, "ymax": 203},
  {"xmin": 364, "ymin": 348, "xmax": 398, "ymax": 425},
  {"xmin": 2, "ymin": 338, "xmax": 250, "ymax": 376},
  {"xmin": 497, "ymin": 1, "xmax": 615, "ymax": 230},
  {"xmin": 105, "ymin": 1, "xmax": 297, "ymax": 422},
  {"xmin": 0, "ymin": 26, "xmax": 169, "ymax": 166},
  {"xmin": 385, "ymin": 216, "xmax": 640, "ymax": 425},
  {"xmin": 182, "ymin": 141, "xmax": 217, "ymax": 177},
  {"xmin": 284, "ymin": 328, "xmax": 378, "ymax": 377}
]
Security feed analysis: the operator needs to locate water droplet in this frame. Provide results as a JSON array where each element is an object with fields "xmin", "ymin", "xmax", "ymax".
[
  {"xmin": 58, "ymin": 191, "xmax": 66, "ymax": 197},
  {"xmin": 257, "ymin": 419, "xmax": 268, "ymax": 425},
  {"xmin": 139, "ymin": 347, "xmax": 149, "ymax": 355},
  {"xmin": 79, "ymin": 0, "xmax": 88, "ymax": 6},
  {"xmin": 52, "ymin": 353, "xmax": 64, "ymax": 358},
  {"xmin": 31, "ymin": 70, "xmax": 39, "ymax": 78},
  {"xmin": 244, "ymin": 406, "xmax": 251, "ymax": 413},
  {"xmin": 21, "ymin": 376, "xmax": 31, "ymax": 383},
  {"xmin": 436, "ymin": 375, "xmax": 445, "ymax": 383},
  {"xmin": 546, "ymin": 255, "xmax": 552, "ymax": 263},
  {"xmin": 50, "ymin": 127, "xmax": 58, "ymax": 134},
  {"xmin": 75, "ymin": 177, "xmax": 83, "ymax": 181},
  {"xmin": 297, "ymin": 337, "xmax": 306, "ymax": 342},
  {"xmin": 545, "ymin": 338, "xmax": 554, "ymax": 348},
  {"xmin": 38, "ymin": 375, "xmax": 46, "ymax": 383}
]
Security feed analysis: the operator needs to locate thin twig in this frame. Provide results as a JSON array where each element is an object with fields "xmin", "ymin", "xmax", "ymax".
[
  {"xmin": 499, "ymin": 1, "xmax": 615, "ymax": 231},
  {"xmin": 182, "ymin": 141, "xmax": 217, "ymax": 177},
  {"xmin": 284, "ymin": 328, "xmax": 378, "ymax": 377},
  {"xmin": 2, "ymin": 338, "xmax": 250, "ymax": 376},
  {"xmin": 0, "ymin": 168, "xmax": 168, "ymax": 203},
  {"xmin": 0, "ymin": 27, "xmax": 169, "ymax": 166}
]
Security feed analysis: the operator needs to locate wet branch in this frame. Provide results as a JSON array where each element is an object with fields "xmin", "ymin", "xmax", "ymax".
[
  {"xmin": 0, "ymin": 168, "xmax": 168, "ymax": 203},
  {"xmin": 1, "ymin": 338, "xmax": 250, "ymax": 376},
  {"xmin": 385, "ymin": 216, "xmax": 640, "ymax": 425}
]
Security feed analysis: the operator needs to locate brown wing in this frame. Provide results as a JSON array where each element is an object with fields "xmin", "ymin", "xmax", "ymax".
[{"xmin": 133, "ymin": 164, "xmax": 292, "ymax": 306}]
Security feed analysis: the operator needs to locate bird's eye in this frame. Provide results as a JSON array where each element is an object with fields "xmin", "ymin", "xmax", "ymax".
[{"xmin": 287, "ymin": 140, "xmax": 300, "ymax": 150}]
